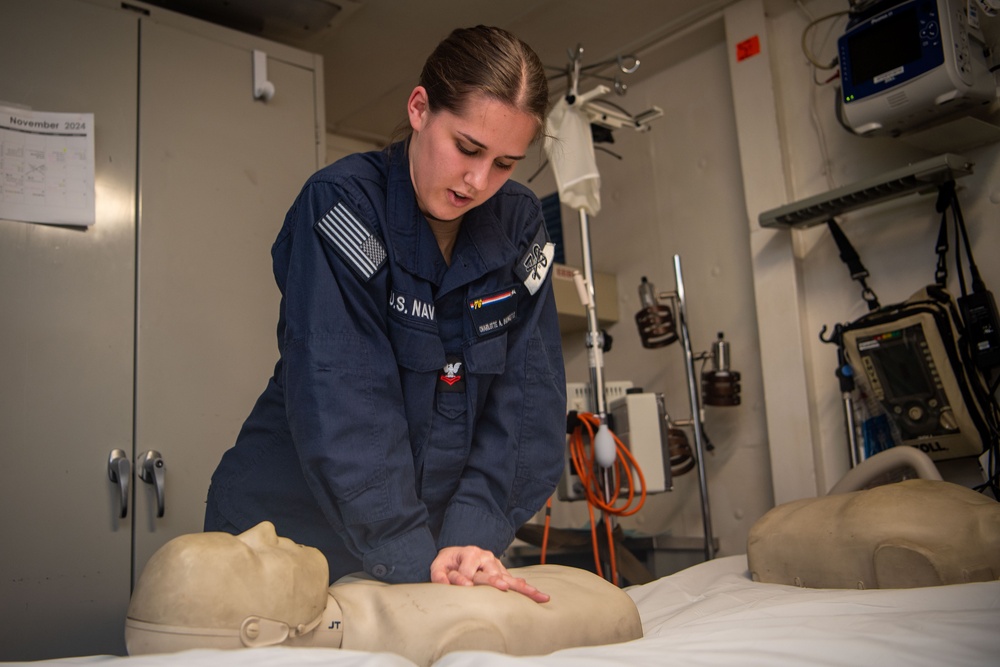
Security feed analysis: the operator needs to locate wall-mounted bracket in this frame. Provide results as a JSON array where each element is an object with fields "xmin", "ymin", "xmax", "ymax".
[{"xmin": 759, "ymin": 153, "xmax": 975, "ymax": 229}]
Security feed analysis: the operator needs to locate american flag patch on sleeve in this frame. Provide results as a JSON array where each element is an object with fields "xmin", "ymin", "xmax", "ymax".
[{"xmin": 314, "ymin": 201, "xmax": 387, "ymax": 281}]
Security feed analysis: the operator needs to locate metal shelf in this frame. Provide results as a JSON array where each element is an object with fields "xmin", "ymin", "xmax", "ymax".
[{"xmin": 759, "ymin": 153, "xmax": 975, "ymax": 230}]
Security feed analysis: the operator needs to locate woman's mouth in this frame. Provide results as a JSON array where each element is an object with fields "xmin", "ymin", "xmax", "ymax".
[{"xmin": 449, "ymin": 189, "xmax": 473, "ymax": 207}]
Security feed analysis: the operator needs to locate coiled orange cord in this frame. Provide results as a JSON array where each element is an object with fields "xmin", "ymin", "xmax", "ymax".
[{"xmin": 546, "ymin": 412, "xmax": 647, "ymax": 585}]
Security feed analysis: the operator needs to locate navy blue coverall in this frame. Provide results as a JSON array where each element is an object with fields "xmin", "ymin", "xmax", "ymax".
[{"xmin": 205, "ymin": 144, "xmax": 567, "ymax": 584}]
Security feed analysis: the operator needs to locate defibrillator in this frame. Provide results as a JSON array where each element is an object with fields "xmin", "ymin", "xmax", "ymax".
[
  {"xmin": 840, "ymin": 286, "xmax": 988, "ymax": 460},
  {"xmin": 823, "ymin": 180, "xmax": 999, "ymax": 467}
]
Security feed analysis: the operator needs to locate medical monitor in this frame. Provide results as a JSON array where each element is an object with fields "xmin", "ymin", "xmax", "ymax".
[{"xmin": 838, "ymin": 0, "xmax": 994, "ymax": 136}]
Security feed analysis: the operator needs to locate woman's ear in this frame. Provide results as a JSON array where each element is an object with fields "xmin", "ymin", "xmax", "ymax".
[{"xmin": 407, "ymin": 86, "xmax": 429, "ymax": 132}]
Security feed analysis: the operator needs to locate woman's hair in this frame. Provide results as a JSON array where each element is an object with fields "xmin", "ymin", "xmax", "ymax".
[{"xmin": 418, "ymin": 25, "xmax": 549, "ymax": 141}]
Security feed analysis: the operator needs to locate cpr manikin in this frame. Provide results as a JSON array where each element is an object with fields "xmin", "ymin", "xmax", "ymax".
[
  {"xmin": 125, "ymin": 523, "xmax": 643, "ymax": 665},
  {"xmin": 747, "ymin": 478, "xmax": 1000, "ymax": 589}
]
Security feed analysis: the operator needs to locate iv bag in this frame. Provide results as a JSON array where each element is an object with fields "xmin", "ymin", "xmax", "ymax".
[{"xmin": 544, "ymin": 98, "xmax": 601, "ymax": 216}]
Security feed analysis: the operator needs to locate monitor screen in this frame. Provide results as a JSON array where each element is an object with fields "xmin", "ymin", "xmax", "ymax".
[
  {"xmin": 847, "ymin": 6, "xmax": 923, "ymax": 86},
  {"xmin": 868, "ymin": 326, "xmax": 935, "ymax": 399}
]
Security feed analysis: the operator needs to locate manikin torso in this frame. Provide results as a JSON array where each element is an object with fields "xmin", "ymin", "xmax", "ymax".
[{"xmin": 125, "ymin": 523, "xmax": 643, "ymax": 665}]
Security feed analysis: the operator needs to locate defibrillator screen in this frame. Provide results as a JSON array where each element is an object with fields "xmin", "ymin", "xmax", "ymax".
[{"xmin": 869, "ymin": 331, "xmax": 935, "ymax": 398}]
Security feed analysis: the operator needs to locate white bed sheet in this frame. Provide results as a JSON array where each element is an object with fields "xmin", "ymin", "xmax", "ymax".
[{"xmin": 16, "ymin": 555, "xmax": 1000, "ymax": 667}]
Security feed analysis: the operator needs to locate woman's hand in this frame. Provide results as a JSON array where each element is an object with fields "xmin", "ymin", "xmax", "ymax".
[{"xmin": 430, "ymin": 545, "xmax": 550, "ymax": 603}]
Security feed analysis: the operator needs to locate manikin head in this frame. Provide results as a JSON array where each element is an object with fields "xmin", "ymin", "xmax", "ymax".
[{"xmin": 125, "ymin": 522, "xmax": 329, "ymax": 654}]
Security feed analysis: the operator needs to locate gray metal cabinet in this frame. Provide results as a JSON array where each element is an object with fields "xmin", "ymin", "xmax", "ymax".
[{"xmin": 0, "ymin": 0, "xmax": 324, "ymax": 660}]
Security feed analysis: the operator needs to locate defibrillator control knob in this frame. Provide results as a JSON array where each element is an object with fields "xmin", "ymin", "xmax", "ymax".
[
  {"xmin": 938, "ymin": 409, "xmax": 958, "ymax": 431},
  {"xmin": 907, "ymin": 405, "xmax": 925, "ymax": 422}
]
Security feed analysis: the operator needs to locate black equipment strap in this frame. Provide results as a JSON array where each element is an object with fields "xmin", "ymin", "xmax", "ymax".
[
  {"xmin": 934, "ymin": 182, "xmax": 951, "ymax": 287},
  {"xmin": 937, "ymin": 180, "xmax": 987, "ymax": 297},
  {"xmin": 826, "ymin": 218, "xmax": 881, "ymax": 311}
]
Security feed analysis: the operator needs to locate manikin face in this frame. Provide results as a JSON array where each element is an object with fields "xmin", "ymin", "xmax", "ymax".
[
  {"xmin": 237, "ymin": 519, "xmax": 314, "ymax": 564},
  {"xmin": 406, "ymin": 87, "xmax": 538, "ymax": 225},
  {"xmin": 128, "ymin": 521, "xmax": 329, "ymax": 629}
]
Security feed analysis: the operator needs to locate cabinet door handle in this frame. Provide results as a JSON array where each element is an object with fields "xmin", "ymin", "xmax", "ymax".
[
  {"xmin": 107, "ymin": 449, "xmax": 131, "ymax": 518},
  {"xmin": 137, "ymin": 450, "xmax": 166, "ymax": 518}
]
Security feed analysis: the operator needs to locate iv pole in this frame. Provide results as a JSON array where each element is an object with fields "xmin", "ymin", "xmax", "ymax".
[
  {"xmin": 564, "ymin": 46, "xmax": 608, "ymax": 419},
  {"xmin": 578, "ymin": 203, "xmax": 621, "ymax": 511},
  {"xmin": 551, "ymin": 47, "xmax": 715, "ymax": 562},
  {"xmin": 548, "ymin": 45, "xmax": 666, "ymax": 579},
  {"xmin": 558, "ymin": 45, "xmax": 662, "ymax": 423},
  {"xmin": 559, "ymin": 46, "xmax": 628, "ymax": 500}
]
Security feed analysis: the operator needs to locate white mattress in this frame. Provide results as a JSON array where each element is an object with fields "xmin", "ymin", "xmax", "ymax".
[{"xmin": 22, "ymin": 555, "xmax": 1000, "ymax": 667}]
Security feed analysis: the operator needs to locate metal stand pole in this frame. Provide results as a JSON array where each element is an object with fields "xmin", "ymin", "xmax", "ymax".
[
  {"xmin": 578, "ymin": 208, "xmax": 607, "ymax": 418},
  {"xmin": 844, "ymin": 393, "xmax": 862, "ymax": 468},
  {"xmin": 672, "ymin": 255, "xmax": 716, "ymax": 560},
  {"xmin": 578, "ymin": 208, "xmax": 617, "ymax": 581}
]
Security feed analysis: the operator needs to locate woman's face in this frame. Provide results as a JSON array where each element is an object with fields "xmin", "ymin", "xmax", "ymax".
[{"xmin": 407, "ymin": 87, "xmax": 538, "ymax": 225}]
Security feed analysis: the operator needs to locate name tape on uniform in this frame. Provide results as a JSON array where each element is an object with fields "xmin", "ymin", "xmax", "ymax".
[{"xmin": 468, "ymin": 288, "xmax": 518, "ymax": 336}]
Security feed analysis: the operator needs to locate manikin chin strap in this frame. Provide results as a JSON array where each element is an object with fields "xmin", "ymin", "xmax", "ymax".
[
  {"xmin": 125, "ymin": 609, "xmax": 329, "ymax": 649},
  {"xmin": 239, "ymin": 611, "xmax": 327, "ymax": 647}
]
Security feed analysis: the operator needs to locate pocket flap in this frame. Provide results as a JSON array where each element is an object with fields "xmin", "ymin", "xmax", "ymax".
[
  {"xmin": 464, "ymin": 333, "xmax": 507, "ymax": 375},
  {"xmin": 389, "ymin": 317, "xmax": 445, "ymax": 372}
]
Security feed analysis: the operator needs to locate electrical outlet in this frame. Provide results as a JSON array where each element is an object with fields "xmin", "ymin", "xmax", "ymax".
[
  {"xmin": 566, "ymin": 382, "xmax": 591, "ymax": 414},
  {"xmin": 565, "ymin": 381, "xmax": 635, "ymax": 415}
]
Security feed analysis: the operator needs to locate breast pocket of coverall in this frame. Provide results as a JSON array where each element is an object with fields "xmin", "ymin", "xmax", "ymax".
[
  {"xmin": 395, "ymin": 321, "xmax": 508, "ymax": 513},
  {"xmin": 435, "ymin": 333, "xmax": 506, "ymax": 420},
  {"xmin": 428, "ymin": 334, "xmax": 509, "ymax": 505}
]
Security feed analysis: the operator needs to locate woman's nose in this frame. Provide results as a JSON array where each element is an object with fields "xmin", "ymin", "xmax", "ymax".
[{"xmin": 465, "ymin": 161, "xmax": 489, "ymax": 191}]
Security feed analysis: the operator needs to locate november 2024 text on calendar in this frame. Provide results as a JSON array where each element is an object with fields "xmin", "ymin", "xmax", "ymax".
[{"xmin": 0, "ymin": 104, "xmax": 95, "ymax": 227}]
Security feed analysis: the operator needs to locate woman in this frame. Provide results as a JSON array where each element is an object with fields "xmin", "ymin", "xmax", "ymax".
[{"xmin": 205, "ymin": 26, "xmax": 566, "ymax": 602}]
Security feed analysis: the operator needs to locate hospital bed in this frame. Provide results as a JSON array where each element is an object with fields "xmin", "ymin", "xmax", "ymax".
[
  {"xmin": 25, "ymin": 552, "xmax": 999, "ymax": 667},
  {"xmin": 22, "ymin": 448, "xmax": 1000, "ymax": 667}
]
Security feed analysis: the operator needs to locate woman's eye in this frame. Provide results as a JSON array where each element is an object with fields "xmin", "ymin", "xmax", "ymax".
[{"xmin": 457, "ymin": 142, "xmax": 513, "ymax": 171}]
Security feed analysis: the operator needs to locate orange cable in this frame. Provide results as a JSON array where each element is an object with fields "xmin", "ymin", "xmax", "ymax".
[
  {"xmin": 587, "ymin": 502, "xmax": 603, "ymax": 579},
  {"xmin": 540, "ymin": 497, "xmax": 552, "ymax": 564},
  {"xmin": 567, "ymin": 412, "xmax": 648, "ymax": 584},
  {"xmin": 605, "ymin": 514, "xmax": 618, "ymax": 586}
]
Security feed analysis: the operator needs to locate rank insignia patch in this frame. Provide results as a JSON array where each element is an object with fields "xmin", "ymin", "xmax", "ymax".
[
  {"xmin": 514, "ymin": 226, "xmax": 555, "ymax": 295},
  {"xmin": 314, "ymin": 201, "xmax": 387, "ymax": 281},
  {"xmin": 438, "ymin": 355, "xmax": 465, "ymax": 393}
]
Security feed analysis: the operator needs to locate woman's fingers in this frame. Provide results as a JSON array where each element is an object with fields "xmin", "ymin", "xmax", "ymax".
[{"xmin": 429, "ymin": 546, "xmax": 550, "ymax": 602}]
